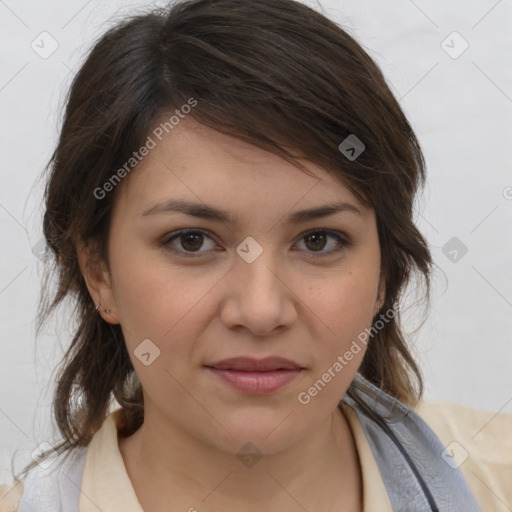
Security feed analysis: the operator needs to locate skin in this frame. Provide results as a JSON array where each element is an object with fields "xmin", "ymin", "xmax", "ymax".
[{"xmin": 79, "ymin": 117, "xmax": 385, "ymax": 511}]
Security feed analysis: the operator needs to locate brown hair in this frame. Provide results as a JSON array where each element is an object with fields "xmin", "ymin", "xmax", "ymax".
[{"xmin": 19, "ymin": 0, "xmax": 432, "ymax": 477}]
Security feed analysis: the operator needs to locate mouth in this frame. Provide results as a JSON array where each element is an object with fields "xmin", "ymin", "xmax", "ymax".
[
  {"xmin": 205, "ymin": 356, "xmax": 303, "ymax": 372},
  {"xmin": 204, "ymin": 357, "xmax": 304, "ymax": 394}
]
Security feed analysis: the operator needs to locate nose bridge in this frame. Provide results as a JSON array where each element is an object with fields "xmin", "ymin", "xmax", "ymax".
[
  {"xmin": 222, "ymin": 240, "xmax": 296, "ymax": 334},
  {"xmin": 236, "ymin": 242, "xmax": 283, "ymax": 303},
  {"xmin": 255, "ymin": 261, "xmax": 282, "ymax": 291}
]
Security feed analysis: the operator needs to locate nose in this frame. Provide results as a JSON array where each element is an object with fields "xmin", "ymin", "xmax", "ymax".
[{"xmin": 219, "ymin": 249, "xmax": 298, "ymax": 337}]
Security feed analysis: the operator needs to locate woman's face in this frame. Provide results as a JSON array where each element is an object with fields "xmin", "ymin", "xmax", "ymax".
[{"xmin": 92, "ymin": 118, "xmax": 384, "ymax": 454}]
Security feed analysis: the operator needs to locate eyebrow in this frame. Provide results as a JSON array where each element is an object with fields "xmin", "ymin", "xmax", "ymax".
[{"xmin": 141, "ymin": 199, "xmax": 362, "ymax": 224}]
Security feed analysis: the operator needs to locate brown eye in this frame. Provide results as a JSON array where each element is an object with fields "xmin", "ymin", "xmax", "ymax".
[
  {"xmin": 295, "ymin": 230, "xmax": 351, "ymax": 258},
  {"xmin": 162, "ymin": 230, "xmax": 217, "ymax": 258},
  {"xmin": 304, "ymin": 232, "xmax": 328, "ymax": 251},
  {"xmin": 179, "ymin": 232, "xmax": 205, "ymax": 252},
  {"xmin": 161, "ymin": 228, "xmax": 351, "ymax": 260}
]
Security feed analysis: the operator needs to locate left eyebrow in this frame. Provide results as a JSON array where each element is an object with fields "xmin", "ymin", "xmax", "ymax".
[
  {"xmin": 141, "ymin": 199, "xmax": 363, "ymax": 224},
  {"xmin": 286, "ymin": 202, "xmax": 363, "ymax": 223}
]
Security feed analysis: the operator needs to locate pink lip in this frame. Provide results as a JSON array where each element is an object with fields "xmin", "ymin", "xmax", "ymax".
[
  {"xmin": 207, "ymin": 356, "xmax": 302, "ymax": 372},
  {"xmin": 205, "ymin": 357, "xmax": 304, "ymax": 394}
]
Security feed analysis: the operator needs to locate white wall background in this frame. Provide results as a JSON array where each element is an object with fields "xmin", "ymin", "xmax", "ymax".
[{"xmin": 1, "ymin": 0, "xmax": 511, "ymax": 478}]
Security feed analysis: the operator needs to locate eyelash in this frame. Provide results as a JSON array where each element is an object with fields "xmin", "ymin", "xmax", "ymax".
[{"xmin": 160, "ymin": 229, "xmax": 352, "ymax": 259}]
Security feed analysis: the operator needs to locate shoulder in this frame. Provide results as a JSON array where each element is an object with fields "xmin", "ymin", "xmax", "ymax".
[
  {"xmin": 413, "ymin": 399, "xmax": 512, "ymax": 510},
  {"xmin": 12, "ymin": 410, "xmax": 121, "ymax": 511},
  {"xmin": 15, "ymin": 446, "xmax": 87, "ymax": 512}
]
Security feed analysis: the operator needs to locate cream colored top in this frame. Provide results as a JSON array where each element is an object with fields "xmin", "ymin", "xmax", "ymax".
[
  {"xmin": 77, "ymin": 401, "xmax": 512, "ymax": 511},
  {"xmin": 6, "ymin": 400, "xmax": 512, "ymax": 511}
]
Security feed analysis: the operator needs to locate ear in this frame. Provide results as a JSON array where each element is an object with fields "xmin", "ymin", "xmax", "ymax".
[
  {"xmin": 373, "ymin": 270, "xmax": 386, "ymax": 317},
  {"xmin": 76, "ymin": 242, "xmax": 120, "ymax": 324}
]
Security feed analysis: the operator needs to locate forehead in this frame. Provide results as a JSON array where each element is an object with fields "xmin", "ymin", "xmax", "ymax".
[{"xmin": 113, "ymin": 117, "xmax": 370, "ymax": 221}]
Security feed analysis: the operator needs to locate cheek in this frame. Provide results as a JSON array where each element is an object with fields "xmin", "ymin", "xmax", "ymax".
[
  {"xmin": 294, "ymin": 263, "xmax": 380, "ymax": 401},
  {"xmin": 109, "ymin": 254, "xmax": 218, "ymax": 402},
  {"xmin": 109, "ymin": 243, "xmax": 222, "ymax": 353},
  {"xmin": 307, "ymin": 268, "xmax": 379, "ymax": 347}
]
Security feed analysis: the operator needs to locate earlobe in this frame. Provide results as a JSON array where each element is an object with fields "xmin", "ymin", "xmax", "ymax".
[{"xmin": 76, "ymin": 243, "xmax": 120, "ymax": 324}]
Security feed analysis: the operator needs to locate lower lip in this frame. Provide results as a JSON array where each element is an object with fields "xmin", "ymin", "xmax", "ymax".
[{"xmin": 206, "ymin": 368, "xmax": 302, "ymax": 394}]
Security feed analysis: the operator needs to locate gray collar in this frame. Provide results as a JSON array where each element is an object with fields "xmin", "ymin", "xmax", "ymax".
[{"xmin": 342, "ymin": 373, "xmax": 482, "ymax": 511}]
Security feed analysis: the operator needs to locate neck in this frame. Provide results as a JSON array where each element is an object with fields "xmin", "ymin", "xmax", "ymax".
[{"xmin": 119, "ymin": 405, "xmax": 362, "ymax": 512}]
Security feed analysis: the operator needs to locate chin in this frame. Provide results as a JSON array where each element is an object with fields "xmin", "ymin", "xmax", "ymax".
[{"xmin": 198, "ymin": 409, "xmax": 308, "ymax": 456}]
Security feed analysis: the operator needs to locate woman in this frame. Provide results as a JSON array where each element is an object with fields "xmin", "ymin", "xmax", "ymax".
[{"xmin": 4, "ymin": 0, "xmax": 511, "ymax": 510}]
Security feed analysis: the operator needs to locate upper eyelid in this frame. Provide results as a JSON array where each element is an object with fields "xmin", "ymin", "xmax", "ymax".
[
  {"xmin": 162, "ymin": 228, "xmax": 349, "ymax": 252},
  {"xmin": 163, "ymin": 227, "xmax": 348, "ymax": 241}
]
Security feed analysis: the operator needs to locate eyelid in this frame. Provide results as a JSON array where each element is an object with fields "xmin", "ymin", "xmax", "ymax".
[
  {"xmin": 160, "ymin": 228, "xmax": 220, "ymax": 258},
  {"xmin": 160, "ymin": 228, "xmax": 352, "ymax": 258},
  {"xmin": 294, "ymin": 228, "xmax": 352, "ymax": 259}
]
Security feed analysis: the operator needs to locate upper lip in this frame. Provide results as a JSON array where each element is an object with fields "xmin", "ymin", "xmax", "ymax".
[{"xmin": 205, "ymin": 357, "xmax": 303, "ymax": 372}]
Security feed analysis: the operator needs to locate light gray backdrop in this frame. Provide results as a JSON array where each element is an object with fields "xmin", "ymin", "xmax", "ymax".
[{"xmin": 1, "ymin": 0, "xmax": 511, "ymax": 479}]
